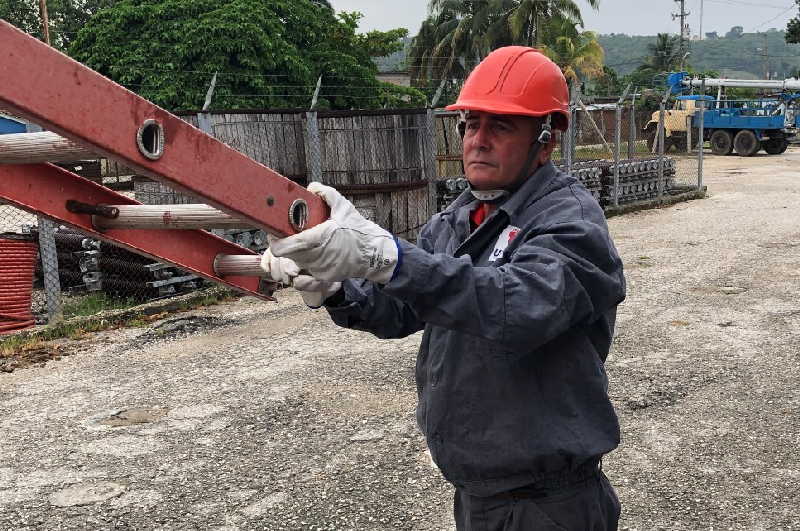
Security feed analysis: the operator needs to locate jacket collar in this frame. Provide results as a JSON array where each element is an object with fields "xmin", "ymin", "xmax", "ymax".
[{"xmin": 445, "ymin": 161, "xmax": 566, "ymax": 221}]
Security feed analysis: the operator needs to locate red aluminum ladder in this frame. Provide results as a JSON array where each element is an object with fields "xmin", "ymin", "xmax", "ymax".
[{"xmin": 0, "ymin": 21, "xmax": 329, "ymax": 300}]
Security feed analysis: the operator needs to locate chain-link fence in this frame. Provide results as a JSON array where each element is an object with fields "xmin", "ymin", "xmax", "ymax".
[
  {"xmin": 2, "ymin": 99, "xmax": 706, "ymax": 330},
  {"xmin": 432, "ymin": 95, "xmax": 706, "ymax": 214}
]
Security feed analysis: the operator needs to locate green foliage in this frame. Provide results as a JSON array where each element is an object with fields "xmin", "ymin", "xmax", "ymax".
[
  {"xmin": 588, "ymin": 66, "xmax": 623, "ymax": 96},
  {"xmin": 787, "ymin": 0, "xmax": 800, "ymax": 44},
  {"xmin": 0, "ymin": 0, "xmax": 40, "ymax": 37},
  {"xmin": 358, "ymin": 28, "xmax": 410, "ymax": 58},
  {"xmin": 408, "ymin": 0, "xmax": 601, "ymax": 88},
  {"xmin": 67, "ymin": 0, "xmax": 423, "ymax": 111},
  {"xmin": 540, "ymin": 16, "xmax": 604, "ymax": 82},
  {"xmin": 643, "ymin": 34, "xmax": 684, "ymax": 72},
  {"xmin": 62, "ymin": 293, "xmax": 138, "ymax": 318},
  {"xmin": 600, "ymin": 30, "xmax": 800, "ymax": 80},
  {"xmin": 0, "ymin": 0, "xmax": 121, "ymax": 50}
]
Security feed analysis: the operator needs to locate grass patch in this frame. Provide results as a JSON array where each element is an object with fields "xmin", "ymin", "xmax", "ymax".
[
  {"xmin": 62, "ymin": 293, "xmax": 139, "ymax": 319},
  {"xmin": 0, "ymin": 288, "xmax": 238, "ymax": 360}
]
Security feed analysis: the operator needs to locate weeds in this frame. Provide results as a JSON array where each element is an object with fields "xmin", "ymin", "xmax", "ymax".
[
  {"xmin": 62, "ymin": 293, "xmax": 139, "ymax": 319},
  {"xmin": 0, "ymin": 288, "xmax": 238, "ymax": 359}
]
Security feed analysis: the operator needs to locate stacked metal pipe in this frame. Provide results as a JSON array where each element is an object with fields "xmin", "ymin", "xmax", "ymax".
[
  {"xmin": 562, "ymin": 161, "xmax": 605, "ymax": 201},
  {"xmin": 210, "ymin": 228, "xmax": 270, "ymax": 253},
  {"xmin": 28, "ymin": 226, "xmax": 205, "ymax": 300},
  {"xmin": 436, "ymin": 178, "xmax": 470, "ymax": 211},
  {"xmin": 601, "ymin": 157, "xmax": 676, "ymax": 205}
]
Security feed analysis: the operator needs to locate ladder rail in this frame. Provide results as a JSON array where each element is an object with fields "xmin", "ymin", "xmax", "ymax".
[
  {"xmin": 0, "ymin": 20, "xmax": 328, "ymax": 238},
  {"xmin": 0, "ymin": 163, "xmax": 275, "ymax": 300}
]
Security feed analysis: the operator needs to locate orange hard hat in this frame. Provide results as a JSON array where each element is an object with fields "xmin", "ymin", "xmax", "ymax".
[{"xmin": 446, "ymin": 46, "xmax": 569, "ymax": 131}]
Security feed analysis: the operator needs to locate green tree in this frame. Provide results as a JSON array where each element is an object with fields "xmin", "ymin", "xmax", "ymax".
[
  {"xmin": 408, "ymin": 0, "xmax": 601, "ymax": 91},
  {"xmin": 0, "ymin": 0, "xmax": 41, "ymax": 36},
  {"xmin": 68, "ymin": 0, "xmax": 423, "ymax": 111},
  {"xmin": 540, "ymin": 16, "xmax": 603, "ymax": 83},
  {"xmin": 787, "ymin": 0, "xmax": 800, "ymax": 43},
  {"xmin": 590, "ymin": 65, "xmax": 622, "ymax": 96},
  {"xmin": 0, "ymin": 0, "xmax": 121, "ymax": 50},
  {"xmin": 491, "ymin": 0, "xmax": 600, "ymax": 47},
  {"xmin": 640, "ymin": 33, "xmax": 683, "ymax": 72}
]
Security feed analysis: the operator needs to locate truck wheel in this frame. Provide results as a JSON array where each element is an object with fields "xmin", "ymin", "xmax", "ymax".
[
  {"xmin": 764, "ymin": 139, "xmax": 789, "ymax": 155},
  {"xmin": 734, "ymin": 130, "xmax": 761, "ymax": 157},
  {"xmin": 710, "ymin": 130, "xmax": 733, "ymax": 155}
]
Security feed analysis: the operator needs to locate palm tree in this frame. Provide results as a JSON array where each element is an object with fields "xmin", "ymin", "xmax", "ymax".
[
  {"xmin": 642, "ymin": 33, "xmax": 683, "ymax": 72},
  {"xmin": 409, "ymin": 1, "xmax": 492, "ymax": 88},
  {"xmin": 540, "ymin": 16, "xmax": 604, "ymax": 82},
  {"xmin": 408, "ymin": 0, "xmax": 602, "ymax": 88},
  {"xmin": 490, "ymin": 0, "xmax": 600, "ymax": 47}
]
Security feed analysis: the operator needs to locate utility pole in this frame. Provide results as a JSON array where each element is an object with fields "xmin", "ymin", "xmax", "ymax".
[
  {"xmin": 699, "ymin": 0, "xmax": 704, "ymax": 40},
  {"xmin": 38, "ymin": 0, "xmax": 51, "ymax": 46},
  {"xmin": 673, "ymin": 0, "xmax": 691, "ymax": 52}
]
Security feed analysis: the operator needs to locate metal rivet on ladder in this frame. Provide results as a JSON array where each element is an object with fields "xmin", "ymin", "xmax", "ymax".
[
  {"xmin": 136, "ymin": 119, "xmax": 165, "ymax": 160},
  {"xmin": 288, "ymin": 199, "xmax": 308, "ymax": 233}
]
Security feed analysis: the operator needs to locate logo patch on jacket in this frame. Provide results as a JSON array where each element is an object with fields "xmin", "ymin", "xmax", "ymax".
[{"xmin": 489, "ymin": 225, "xmax": 521, "ymax": 262}]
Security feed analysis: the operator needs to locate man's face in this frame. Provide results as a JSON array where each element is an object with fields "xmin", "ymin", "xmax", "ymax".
[{"xmin": 462, "ymin": 112, "xmax": 539, "ymax": 191}]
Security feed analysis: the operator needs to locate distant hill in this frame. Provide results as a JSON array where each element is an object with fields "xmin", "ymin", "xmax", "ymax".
[
  {"xmin": 599, "ymin": 30, "xmax": 800, "ymax": 79},
  {"xmin": 375, "ymin": 30, "xmax": 800, "ymax": 81}
]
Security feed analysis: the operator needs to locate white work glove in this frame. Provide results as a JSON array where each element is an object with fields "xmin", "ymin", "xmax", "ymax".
[
  {"xmin": 268, "ymin": 182, "xmax": 399, "ymax": 284},
  {"xmin": 293, "ymin": 275, "xmax": 342, "ymax": 308},
  {"xmin": 259, "ymin": 248, "xmax": 300, "ymax": 285}
]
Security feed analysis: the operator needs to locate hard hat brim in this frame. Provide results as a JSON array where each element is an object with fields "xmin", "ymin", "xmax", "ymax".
[{"xmin": 445, "ymin": 99, "xmax": 569, "ymax": 130}]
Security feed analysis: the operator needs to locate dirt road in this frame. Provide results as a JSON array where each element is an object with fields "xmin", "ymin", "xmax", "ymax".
[{"xmin": 1, "ymin": 150, "xmax": 798, "ymax": 530}]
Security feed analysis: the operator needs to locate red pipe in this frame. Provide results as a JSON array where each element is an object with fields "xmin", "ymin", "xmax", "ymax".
[{"xmin": 0, "ymin": 238, "xmax": 38, "ymax": 334}]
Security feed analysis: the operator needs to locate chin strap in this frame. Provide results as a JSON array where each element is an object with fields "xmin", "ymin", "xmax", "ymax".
[
  {"xmin": 469, "ymin": 187, "xmax": 510, "ymax": 203},
  {"xmin": 463, "ymin": 114, "xmax": 554, "ymax": 203}
]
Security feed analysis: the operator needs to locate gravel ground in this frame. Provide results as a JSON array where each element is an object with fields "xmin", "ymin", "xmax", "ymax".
[{"xmin": 1, "ymin": 149, "xmax": 799, "ymax": 530}]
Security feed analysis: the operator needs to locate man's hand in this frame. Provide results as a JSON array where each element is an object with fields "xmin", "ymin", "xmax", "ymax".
[
  {"xmin": 268, "ymin": 183, "xmax": 399, "ymax": 284},
  {"xmin": 260, "ymin": 249, "xmax": 300, "ymax": 285},
  {"xmin": 293, "ymin": 275, "xmax": 342, "ymax": 308}
]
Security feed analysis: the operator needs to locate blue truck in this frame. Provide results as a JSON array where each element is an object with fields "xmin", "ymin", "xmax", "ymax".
[{"xmin": 644, "ymin": 72, "xmax": 800, "ymax": 156}]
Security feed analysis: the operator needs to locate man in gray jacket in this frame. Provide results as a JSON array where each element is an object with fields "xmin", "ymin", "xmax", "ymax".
[{"xmin": 263, "ymin": 46, "xmax": 626, "ymax": 530}]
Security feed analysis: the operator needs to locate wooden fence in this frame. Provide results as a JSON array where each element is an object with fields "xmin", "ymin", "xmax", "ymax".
[{"xmin": 136, "ymin": 109, "xmax": 438, "ymax": 240}]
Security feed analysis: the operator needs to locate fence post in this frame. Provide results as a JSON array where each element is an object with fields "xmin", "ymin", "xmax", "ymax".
[
  {"xmin": 686, "ymin": 115, "xmax": 693, "ymax": 153},
  {"xmin": 628, "ymin": 93, "xmax": 637, "ymax": 159},
  {"xmin": 566, "ymin": 83, "xmax": 577, "ymax": 173},
  {"xmin": 305, "ymin": 111, "xmax": 322, "ymax": 183},
  {"xmin": 614, "ymin": 104, "xmax": 622, "ymax": 207},
  {"xmin": 24, "ymin": 120, "xmax": 63, "ymax": 323},
  {"xmin": 698, "ymin": 80, "xmax": 706, "ymax": 190},
  {"xmin": 37, "ymin": 217, "xmax": 62, "ymax": 323},
  {"xmin": 425, "ymin": 108, "xmax": 439, "ymax": 215},
  {"xmin": 657, "ymin": 103, "xmax": 666, "ymax": 200},
  {"xmin": 197, "ymin": 72, "xmax": 217, "ymax": 135}
]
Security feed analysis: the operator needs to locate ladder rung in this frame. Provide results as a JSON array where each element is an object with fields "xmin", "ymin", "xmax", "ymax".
[
  {"xmin": 0, "ymin": 132, "xmax": 96, "ymax": 164},
  {"xmin": 213, "ymin": 254, "xmax": 264, "ymax": 277},
  {"xmin": 92, "ymin": 204, "xmax": 252, "ymax": 230}
]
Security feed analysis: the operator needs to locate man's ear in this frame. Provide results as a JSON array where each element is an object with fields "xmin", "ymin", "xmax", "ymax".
[{"xmin": 537, "ymin": 138, "xmax": 557, "ymax": 164}]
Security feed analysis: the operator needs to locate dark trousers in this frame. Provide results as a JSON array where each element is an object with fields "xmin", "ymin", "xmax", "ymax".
[{"xmin": 454, "ymin": 471, "xmax": 620, "ymax": 531}]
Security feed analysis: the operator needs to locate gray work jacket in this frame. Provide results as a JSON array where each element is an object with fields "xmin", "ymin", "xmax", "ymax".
[{"xmin": 326, "ymin": 161, "xmax": 626, "ymax": 496}]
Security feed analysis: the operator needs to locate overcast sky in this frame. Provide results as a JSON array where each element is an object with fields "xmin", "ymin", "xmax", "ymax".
[{"xmin": 328, "ymin": 0, "xmax": 798, "ymax": 37}]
